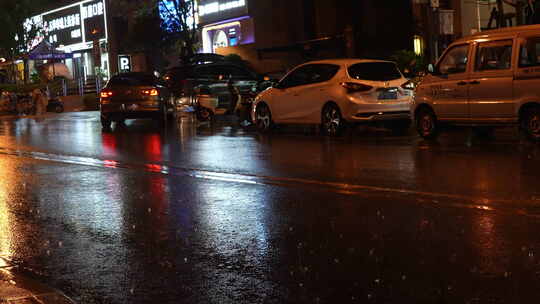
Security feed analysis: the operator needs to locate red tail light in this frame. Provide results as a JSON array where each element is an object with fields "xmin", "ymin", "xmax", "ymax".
[
  {"xmin": 341, "ymin": 82, "xmax": 373, "ymax": 93},
  {"xmin": 100, "ymin": 90, "xmax": 113, "ymax": 98},
  {"xmin": 142, "ymin": 88, "xmax": 159, "ymax": 96}
]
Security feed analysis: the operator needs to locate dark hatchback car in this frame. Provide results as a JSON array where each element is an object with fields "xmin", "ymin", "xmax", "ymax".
[
  {"xmin": 100, "ymin": 72, "xmax": 173, "ymax": 129},
  {"xmin": 163, "ymin": 61, "xmax": 266, "ymax": 109}
]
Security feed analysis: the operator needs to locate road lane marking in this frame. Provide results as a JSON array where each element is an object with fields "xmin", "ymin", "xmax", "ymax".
[{"xmin": 0, "ymin": 146, "xmax": 539, "ymax": 218}]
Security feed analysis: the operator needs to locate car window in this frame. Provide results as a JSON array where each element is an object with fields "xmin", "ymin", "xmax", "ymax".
[
  {"xmin": 347, "ymin": 62, "xmax": 402, "ymax": 81},
  {"xmin": 475, "ymin": 40, "xmax": 513, "ymax": 71},
  {"xmin": 279, "ymin": 64, "xmax": 339, "ymax": 88},
  {"xmin": 109, "ymin": 74, "xmax": 157, "ymax": 86},
  {"xmin": 438, "ymin": 44, "xmax": 470, "ymax": 74},
  {"xmin": 222, "ymin": 66, "xmax": 255, "ymax": 80},
  {"xmin": 310, "ymin": 64, "xmax": 340, "ymax": 82},
  {"xmin": 519, "ymin": 36, "xmax": 540, "ymax": 67},
  {"xmin": 194, "ymin": 66, "xmax": 223, "ymax": 80},
  {"xmin": 279, "ymin": 65, "xmax": 312, "ymax": 88}
]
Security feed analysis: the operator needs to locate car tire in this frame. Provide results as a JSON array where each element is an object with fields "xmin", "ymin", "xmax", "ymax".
[
  {"xmin": 101, "ymin": 117, "xmax": 112, "ymax": 130},
  {"xmin": 255, "ymin": 103, "xmax": 273, "ymax": 133},
  {"xmin": 321, "ymin": 104, "xmax": 345, "ymax": 137},
  {"xmin": 196, "ymin": 107, "xmax": 213, "ymax": 122},
  {"xmin": 523, "ymin": 107, "xmax": 540, "ymax": 141},
  {"xmin": 415, "ymin": 108, "xmax": 438, "ymax": 139}
]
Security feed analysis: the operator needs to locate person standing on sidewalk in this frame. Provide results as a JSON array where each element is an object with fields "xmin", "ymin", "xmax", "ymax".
[{"xmin": 32, "ymin": 88, "xmax": 48, "ymax": 115}]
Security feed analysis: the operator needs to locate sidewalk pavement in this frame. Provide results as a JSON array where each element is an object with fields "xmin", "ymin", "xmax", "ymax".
[{"xmin": 0, "ymin": 257, "xmax": 75, "ymax": 304}]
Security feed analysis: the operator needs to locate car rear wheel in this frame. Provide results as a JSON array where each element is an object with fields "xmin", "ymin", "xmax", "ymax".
[
  {"xmin": 523, "ymin": 107, "xmax": 540, "ymax": 141},
  {"xmin": 101, "ymin": 117, "xmax": 111, "ymax": 130},
  {"xmin": 255, "ymin": 103, "xmax": 273, "ymax": 133},
  {"xmin": 416, "ymin": 108, "xmax": 438, "ymax": 139},
  {"xmin": 321, "ymin": 104, "xmax": 344, "ymax": 137}
]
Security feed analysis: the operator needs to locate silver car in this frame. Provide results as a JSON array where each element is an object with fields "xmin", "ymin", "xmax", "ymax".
[{"xmin": 252, "ymin": 59, "xmax": 414, "ymax": 136}]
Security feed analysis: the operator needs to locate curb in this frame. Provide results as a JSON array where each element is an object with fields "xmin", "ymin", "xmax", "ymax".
[{"xmin": 0, "ymin": 257, "xmax": 75, "ymax": 303}]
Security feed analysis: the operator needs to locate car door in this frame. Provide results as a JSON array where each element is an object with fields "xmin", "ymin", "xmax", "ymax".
[
  {"xmin": 284, "ymin": 64, "xmax": 340, "ymax": 123},
  {"xmin": 270, "ymin": 65, "xmax": 312, "ymax": 123},
  {"xmin": 514, "ymin": 34, "xmax": 540, "ymax": 121},
  {"xmin": 429, "ymin": 43, "xmax": 471, "ymax": 121},
  {"xmin": 468, "ymin": 39, "xmax": 515, "ymax": 120}
]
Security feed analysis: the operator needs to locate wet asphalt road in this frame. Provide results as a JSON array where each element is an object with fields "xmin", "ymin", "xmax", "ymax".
[{"xmin": 1, "ymin": 112, "xmax": 540, "ymax": 303}]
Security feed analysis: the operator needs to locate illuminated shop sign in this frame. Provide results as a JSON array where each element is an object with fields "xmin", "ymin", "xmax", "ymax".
[
  {"xmin": 26, "ymin": 0, "xmax": 106, "ymax": 49},
  {"xmin": 199, "ymin": 0, "xmax": 246, "ymax": 16},
  {"xmin": 197, "ymin": 0, "xmax": 248, "ymax": 25}
]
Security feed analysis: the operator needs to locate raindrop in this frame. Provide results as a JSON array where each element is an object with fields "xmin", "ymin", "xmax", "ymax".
[
  {"xmin": 299, "ymin": 283, "xmax": 303, "ymax": 288},
  {"xmin": 376, "ymin": 211, "xmax": 381, "ymax": 217},
  {"xmin": 504, "ymin": 272, "xmax": 510, "ymax": 278},
  {"xmin": 130, "ymin": 288, "xmax": 134, "ymax": 294},
  {"xmin": 339, "ymin": 234, "xmax": 343, "ymax": 239},
  {"xmin": 334, "ymin": 258, "xmax": 340, "ymax": 264},
  {"xmin": 367, "ymin": 294, "xmax": 372, "ymax": 299},
  {"xmin": 289, "ymin": 227, "xmax": 294, "ymax": 232},
  {"xmin": 184, "ymin": 258, "xmax": 188, "ymax": 263},
  {"xmin": 529, "ymin": 251, "xmax": 534, "ymax": 258},
  {"xmin": 369, "ymin": 249, "xmax": 375, "ymax": 256},
  {"xmin": 290, "ymin": 271, "xmax": 294, "ymax": 276},
  {"xmin": 46, "ymin": 250, "xmax": 50, "ymax": 255},
  {"xmin": 447, "ymin": 285, "xmax": 453, "ymax": 291},
  {"xmin": 132, "ymin": 225, "xmax": 136, "ymax": 229},
  {"xmin": 148, "ymin": 208, "xmax": 152, "ymax": 213},
  {"xmin": 304, "ymin": 267, "xmax": 309, "ymax": 272},
  {"xmin": 402, "ymin": 275, "xmax": 407, "ymax": 281},
  {"xmin": 522, "ymin": 246, "xmax": 527, "ymax": 252},
  {"xmin": 58, "ymin": 241, "xmax": 62, "ymax": 247},
  {"xmin": 381, "ymin": 215, "xmax": 385, "ymax": 220},
  {"xmin": 351, "ymin": 296, "xmax": 355, "ymax": 300},
  {"xmin": 374, "ymin": 279, "xmax": 380, "ymax": 284}
]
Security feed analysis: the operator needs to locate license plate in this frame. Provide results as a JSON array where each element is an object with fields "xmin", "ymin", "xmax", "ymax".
[{"xmin": 378, "ymin": 90, "xmax": 398, "ymax": 100}]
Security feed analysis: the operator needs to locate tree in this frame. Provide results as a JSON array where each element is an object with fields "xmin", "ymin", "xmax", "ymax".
[
  {"xmin": 157, "ymin": 0, "xmax": 198, "ymax": 58},
  {"xmin": 0, "ymin": 0, "xmax": 46, "ymax": 83}
]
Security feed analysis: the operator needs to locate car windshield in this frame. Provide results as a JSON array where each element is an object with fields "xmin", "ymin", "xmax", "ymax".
[
  {"xmin": 109, "ymin": 74, "xmax": 157, "ymax": 86},
  {"xmin": 347, "ymin": 62, "xmax": 402, "ymax": 81}
]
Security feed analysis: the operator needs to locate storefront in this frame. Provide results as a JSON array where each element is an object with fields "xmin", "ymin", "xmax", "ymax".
[
  {"xmin": 197, "ymin": 0, "xmax": 255, "ymax": 53},
  {"xmin": 25, "ymin": 0, "xmax": 110, "ymax": 81}
]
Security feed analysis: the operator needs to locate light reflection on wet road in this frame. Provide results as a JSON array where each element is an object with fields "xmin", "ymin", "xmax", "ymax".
[{"xmin": 1, "ymin": 112, "xmax": 540, "ymax": 303}]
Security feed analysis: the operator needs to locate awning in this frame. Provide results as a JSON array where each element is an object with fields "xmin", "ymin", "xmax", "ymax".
[{"xmin": 28, "ymin": 41, "xmax": 73, "ymax": 60}]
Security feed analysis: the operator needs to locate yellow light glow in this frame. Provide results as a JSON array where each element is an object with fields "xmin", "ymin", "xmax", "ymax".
[{"xmin": 414, "ymin": 35, "xmax": 424, "ymax": 56}]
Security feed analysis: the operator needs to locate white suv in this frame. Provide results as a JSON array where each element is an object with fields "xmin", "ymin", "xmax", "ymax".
[
  {"xmin": 413, "ymin": 24, "xmax": 540, "ymax": 141},
  {"xmin": 252, "ymin": 59, "xmax": 414, "ymax": 136}
]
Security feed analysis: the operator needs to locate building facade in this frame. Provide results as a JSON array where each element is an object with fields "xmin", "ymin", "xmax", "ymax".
[
  {"xmin": 196, "ymin": 0, "xmax": 415, "ymax": 75},
  {"xmin": 24, "ymin": 0, "xmax": 151, "ymax": 83}
]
